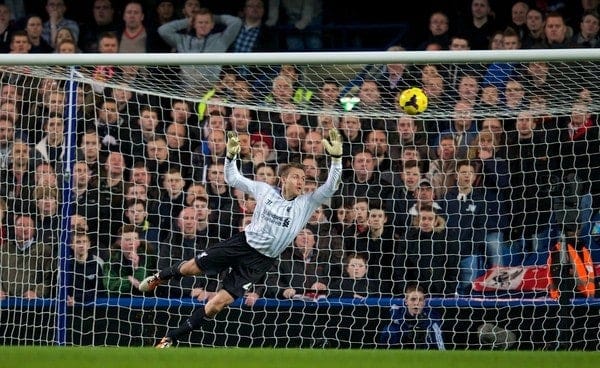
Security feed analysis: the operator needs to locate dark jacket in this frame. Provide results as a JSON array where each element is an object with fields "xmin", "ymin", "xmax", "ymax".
[{"xmin": 394, "ymin": 226, "xmax": 459, "ymax": 296}]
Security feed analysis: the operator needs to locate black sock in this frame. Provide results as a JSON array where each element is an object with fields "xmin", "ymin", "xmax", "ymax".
[
  {"xmin": 167, "ymin": 307, "xmax": 210, "ymax": 341},
  {"xmin": 158, "ymin": 261, "xmax": 184, "ymax": 280}
]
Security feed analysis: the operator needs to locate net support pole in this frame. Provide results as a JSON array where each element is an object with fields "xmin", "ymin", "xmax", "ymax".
[{"xmin": 55, "ymin": 66, "xmax": 79, "ymax": 345}]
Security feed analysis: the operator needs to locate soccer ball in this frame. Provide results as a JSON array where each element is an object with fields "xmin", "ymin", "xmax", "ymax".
[{"xmin": 398, "ymin": 87, "xmax": 428, "ymax": 115}]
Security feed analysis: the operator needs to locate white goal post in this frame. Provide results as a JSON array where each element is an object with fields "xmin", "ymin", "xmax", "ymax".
[{"xmin": 0, "ymin": 49, "xmax": 599, "ymax": 350}]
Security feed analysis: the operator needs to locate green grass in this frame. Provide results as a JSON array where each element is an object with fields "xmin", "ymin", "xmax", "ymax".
[{"xmin": 1, "ymin": 347, "xmax": 599, "ymax": 368}]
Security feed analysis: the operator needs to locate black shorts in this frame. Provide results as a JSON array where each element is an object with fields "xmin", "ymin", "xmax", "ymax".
[{"xmin": 194, "ymin": 232, "xmax": 276, "ymax": 299}]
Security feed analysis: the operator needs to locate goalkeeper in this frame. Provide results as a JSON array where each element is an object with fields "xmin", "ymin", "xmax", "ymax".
[{"xmin": 140, "ymin": 129, "xmax": 343, "ymax": 348}]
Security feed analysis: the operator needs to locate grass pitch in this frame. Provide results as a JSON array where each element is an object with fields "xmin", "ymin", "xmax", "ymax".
[{"xmin": 1, "ymin": 347, "xmax": 599, "ymax": 368}]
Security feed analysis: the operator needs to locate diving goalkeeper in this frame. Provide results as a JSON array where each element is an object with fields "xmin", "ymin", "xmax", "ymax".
[{"xmin": 140, "ymin": 128, "xmax": 343, "ymax": 348}]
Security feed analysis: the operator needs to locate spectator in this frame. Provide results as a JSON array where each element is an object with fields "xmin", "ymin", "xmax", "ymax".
[
  {"xmin": 454, "ymin": 73, "xmax": 481, "ymax": 106},
  {"xmin": 56, "ymin": 38, "xmax": 77, "ymax": 53},
  {"xmin": 34, "ymin": 112, "xmax": 66, "ymax": 172},
  {"xmin": 333, "ymin": 150, "xmax": 393, "ymax": 214},
  {"xmin": 77, "ymin": 130, "xmax": 103, "ymax": 181},
  {"xmin": 158, "ymin": 7, "xmax": 242, "ymax": 92},
  {"xmin": 501, "ymin": 79, "xmax": 527, "ymax": 119},
  {"xmin": 151, "ymin": 0, "xmax": 175, "ymax": 29},
  {"xmin": 71, "ymin": 160, "xmax": 101, "ymax": 250},
  {"xmin": 488, "ymin": 29, "xmax": 504, "ymax": 50},
  {"xmin": 157, "ymin": 167, "xmax": 187, "ymax": 236},
  {"xmin": 426, "ymin": 135, "xmax": 458, "ymax": 206},
  {"xmin": 231, "ymin": 0, "xmax": 276, "ymax": 54},
  {"xmin": 205, "ymin": 158, "xmax": 242, "ymax": 239},
  {"xmin": 0, "ymin": 214, "xmax": 56, "ymax": 298},
  {"xmin": 265, "ymin": 0, "xmax": 323, "ymax": 51},
  {"xmin": 54, "ymin": 26, "xmax": 77, "ymax": 52},
  {"xmin": 457, "ymin": 0, "xmax": 498, "ymax": 50},
  {"xmin": 445, "ymin": 160, "xmax": 502, "ymax": 295},
  {"xmin": 103, "ymin": 224, "xmax": 157, "ymax": 295},
  {"xmin": 305, "ymin": 203, "xmax": 344, "ymax": 274},
  {"xmin": 165, "ymin": 122, "xmax": 193, "ymax": 178},
  {"xmin": 19, "ymin": 161, "xmax": 58, "ymax": 215},
  {"xmin": 300, "ymin": 129, "xmax": 327, "ymax": 170},
  {"xmin": 389, "ymin": 115, "xmax": 429, "ymax": 168},
  {"xmin": 0, "ymin": 114, "xmax": 15, "ymax": 169},
  {"xmin": 478, "ymin": 84, "xmax": 501, "ymax": 113},
  {"xmin": 353, "ymin": 78, "xmax": 385, "ymax": 113},
  {"xmin": 379, "ymin": 284, "xmax": 445, "ymax": 350},
  {"xmin": 180, "ymin": 0, "xmax": 201, "ymax": 20},
  {"xmin": 41, "ymin": 0, "xmax": 79, "ymax": 49},
  {"xmin": 364, "ymin": 128, "xmax": 392, "ymax": 173},
  {"xmin": 229, "ymin": 106, "xmax": 257, "ymax": 134},
  {"xmin": 507, "ymin": 1, "xmax": 529, "ymax": 40},
  {"xmin": 329, "ymin": 252, "xmax": 380, "ymax": 299},
  {"xmin": 521, "ymin": 7, "xmax": 545, "ymax": 49},
  {"xmin": 0, "ymin": 140, "xmax": 34, "ymax": 209},
  {"xmin": 301, "ymin": 154, "xmax": 322, "ymax": 182},
  {"xmin": 253, "ymin": 162, "xmax": 277, "ymax": 186},
  {"xmin": 550, "ymin": 101, "xmax": 600, "ymax": 219},
  {"xmin": 394, "ymin": 204, "xmax": 459, "ymax": 297},
  {"xmin": 389, "ymin": 159, "xmax": 421, "ymax": 232},
  {"xmin": 118, "ymin": 1, "xmax": 165, "ymax": 53},
  {"xmin": 407, "ymin": 178, "xmax": 444, "ymax": 227},
  {"xmin": 123, "ymin": 200, "xmax": 160, "ymax": 248},
  {"xmin": 341, "ymin": 196, "xmax": 370, "ymax": 253},
  {"xmin": 79, "ymin": 0, "xmax": 119, "ymax": 53},
  {"xmin": 372, "ymin": 45, "xmax": 417, "ymax": 108},
  {"xmin": 507, "ymin": 110, "xmax": 554, "ymax": 264},
  {"xmin": 313, "ymin": 78, "xmax": 342, "ymax": 111},
  {"xmin": 243, "ymin": 131, "xmax": 277, "ymax": 176},
  {"xmin": 0, "ymin": 4, "xmax": 17, "ymax": 53},
  {"xmin": 157, "ymin": 205, "xmax": 221, "ymax": 299},
  {"xmin": 131, "ymin": 104, "xmax": 164, "ymax": 157},
  {"xmin": 416, "ymin": 11, "xmax": 451, "ymax": 50},
  {"xmin": 265, "ymin": 227, "xmax": 331, "ymax": 299},
  {"xmin": 483, "ymin": 28, "xmax": 522, "ymax": 91},
  {"xmin": 572, "ymin": 10, "xmax": 600, "ymax": 47},
  {"xmin": 338, "ymin": 113, "xmax": 364, "ymax": 168},
  {"xmin": 535, "ymin": 11, "xmax": 576, "ymax": 48},
  {"xmin": 97, "ymin": 151, "xmax": 127, "ymax": 251},
  {"xmin": 314, "ymin": 113, "xmax": 339, "ymax": 143},
  {"xmin": 34, "ymin": 185, "xmax": 60, "ymax": 247},
  {"xmin": 362, "ymin": 201, "xmax": 396, "ymax": 295},
  {"xmin": 192, "ymin": 128, "xmax": 227, "ymax": 181},
  {"xmin": 439, "ymin": 35, "xmax": 483, "ymax": 96},
  {"xmin": 437, "ymin": 100, "xmax": 478, "ymax": 159},
  {"xmin": 26, "ymin": 15, "xmax": 53, "ymax": 53},
  {"xmin": 418, "ymin": 64, "xmax": 452, "ymax": 115},
  {"xmin": 275, "ymin": 122, "xmax": 306, "ymax": 164},
  {"xmin": 8, "ymin": 30, "xmax": 31, "ymax": 54},
  {"xmin": 67, "ymin": 232, "xmax": 107, "ymax": 306},
  {"xmin": 129, "ymin": 161, "xmax": 160, "ymax": 200}
]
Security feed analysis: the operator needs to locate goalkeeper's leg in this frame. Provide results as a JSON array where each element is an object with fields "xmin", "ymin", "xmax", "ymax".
[
  {"xmin": 140, "ymin": 259, "xmax": 201, "ymax": 292},
  {"xmin": 156, "ymin": 289, "xmax": 235, "ymax": 348}
]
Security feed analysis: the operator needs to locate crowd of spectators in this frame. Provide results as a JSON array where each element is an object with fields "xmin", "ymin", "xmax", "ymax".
[{"xmin": 0, "ymin": 0, "xmax": 599, "ymax": 349}]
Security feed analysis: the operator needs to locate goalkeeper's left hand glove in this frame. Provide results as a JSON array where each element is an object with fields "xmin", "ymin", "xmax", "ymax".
[
  {"xmin": 226, "ymin": 131, "xmax": 240, "ymax": 159},
  {"xmin": 322, "ymin": 128, "xmax": 343, "ymax": 159}
]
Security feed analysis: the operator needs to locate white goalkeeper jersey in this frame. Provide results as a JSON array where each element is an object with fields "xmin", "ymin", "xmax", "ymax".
[{"xmin": 224, "ymin": 158, "xmax": 342, "ymax": 258}]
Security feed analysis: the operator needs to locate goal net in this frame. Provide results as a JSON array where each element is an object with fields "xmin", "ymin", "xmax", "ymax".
[{"xmin": 0, "ymin": 50, "xmax": 599, "ymax": 350}]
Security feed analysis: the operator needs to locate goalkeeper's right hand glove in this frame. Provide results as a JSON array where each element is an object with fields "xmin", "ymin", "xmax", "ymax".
[
  {"xmin": 322, "ymin": 128, "xmax": 343, "ymax": 159},
  {"xmin": 226, "ymin": 131, "xmax": 240, "ymax": 159}
]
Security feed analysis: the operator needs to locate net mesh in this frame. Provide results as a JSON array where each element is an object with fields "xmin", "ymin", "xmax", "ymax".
[{"xmin": 0, "ymin": 56, "xmax": 599, "ymax": 349}]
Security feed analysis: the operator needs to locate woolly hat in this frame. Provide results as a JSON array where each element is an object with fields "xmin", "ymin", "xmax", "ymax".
[{"xmin": 250, "ymin": 133, "xmax": 273, "ymax": 149}]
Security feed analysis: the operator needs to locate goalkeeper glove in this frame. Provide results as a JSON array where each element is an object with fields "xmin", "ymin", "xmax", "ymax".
[
  {"xmin": 226, "ymin": 131, "xmax": 240, "ymax": 159},
  {"xmin": 322, "ymin": 128, "xmax": 343, "ymax": 159}
]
